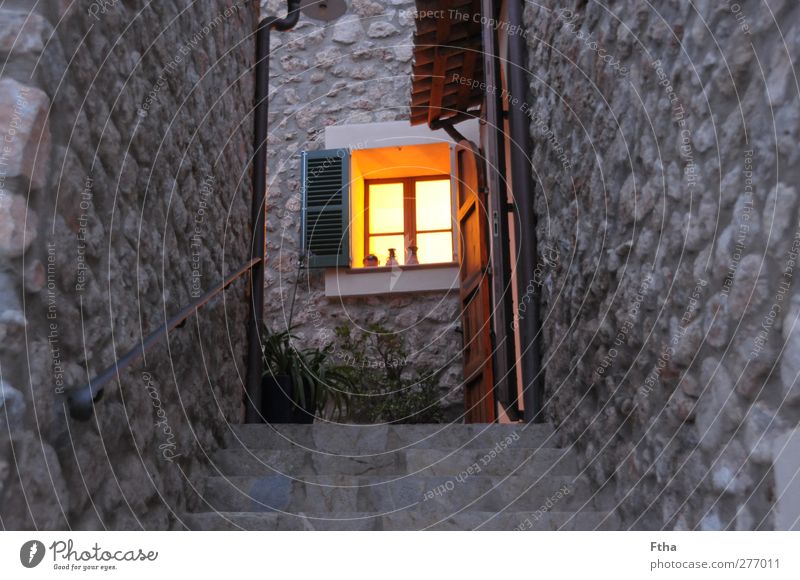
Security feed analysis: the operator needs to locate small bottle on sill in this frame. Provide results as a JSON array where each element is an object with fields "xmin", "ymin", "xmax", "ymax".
[
  {"xmin": 386, "ymin": 248, "xmax": 399, "ymax": 267},
  {"xmin": 406, "ymin": 244, "xmax": 419, "ymax": 265}
]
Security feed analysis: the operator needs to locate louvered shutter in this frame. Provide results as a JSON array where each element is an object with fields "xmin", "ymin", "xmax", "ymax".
[{"xmin": 301, "ymin": 149, "xmax": 350, "ymax": 268}]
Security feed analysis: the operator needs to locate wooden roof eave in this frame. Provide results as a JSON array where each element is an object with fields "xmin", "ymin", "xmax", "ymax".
[{"xmin": 408, "ymin": 0, "xmax": 484, "ymax": 127}]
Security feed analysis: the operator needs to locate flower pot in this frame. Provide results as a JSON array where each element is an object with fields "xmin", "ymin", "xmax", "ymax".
[
  {"xmin": 292, "ymin": 393, "xmax": 315, "ymax": 424},
  {"xmin": 261, "ymin": 374, "xmax": 315, "ymax": 424},
  {"xmin": 261, "ymin": 374, "xmax": 295, "ymax": 423}
]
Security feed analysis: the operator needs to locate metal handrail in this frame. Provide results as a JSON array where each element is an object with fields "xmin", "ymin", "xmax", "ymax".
[{"xmin": 65, "ymin": 258, "xmax": 261, "ymax": 421}]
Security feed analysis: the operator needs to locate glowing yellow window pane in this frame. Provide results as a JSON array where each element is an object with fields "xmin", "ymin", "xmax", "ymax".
[
  {"xmin": 369, "ymin": 235, "xmax": 406, "ymax": 265},
  {"xmin": 368, "ymin": 182, "xmax": 404, "ymax": 234},
  {"xmin": 416, "ymin": 232, "xmax": 453, "ymax": 264},
  {"xmin": 415, "ymin": 179, "xmax": 452, "ymax": 231}
]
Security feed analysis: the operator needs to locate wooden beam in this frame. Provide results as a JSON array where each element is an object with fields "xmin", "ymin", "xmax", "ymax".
[
  {"xmin": 425, "ymin": 0, "xmax": 452, "ymax": 126},
  {"xmin": 427, "ymin": 54, "xmax": 448, "ymax": 125},
  {"xmin": 455, "ymin": 50, "xmax": 478, "ymax": 106}
]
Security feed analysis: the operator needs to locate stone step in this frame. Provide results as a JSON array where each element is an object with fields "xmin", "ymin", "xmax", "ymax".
[
  {"xmin": 224, "ymin": 423, "xmax": 557, "ymax": 454},
  {"xmin": 196, "ymin": 474, "xmax": 591, "ymax": 514},
  {"xmin": 210, "ymin": 446, "xmax": 577, "ymax": 477},
  {"xmin": 180, "ymin": 509, "xmax": 617, "ymax": 531}
]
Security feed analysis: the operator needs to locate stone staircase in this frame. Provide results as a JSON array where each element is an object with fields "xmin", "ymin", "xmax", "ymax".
[{"xmin": 182, "ymin": 423, "xmax": 617, "ymax": 530}]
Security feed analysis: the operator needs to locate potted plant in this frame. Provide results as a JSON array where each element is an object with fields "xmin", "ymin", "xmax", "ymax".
[
  {"xmin": 332, "ymin": 324, "xmax": 444, "ymax": 424},
  {"xmin": 261, "ymin": 327, "xmax": 350, "ymax": 423},
  {"xmin": 260, "ymin": 328, "xmax": 299, "ymax": 423}
]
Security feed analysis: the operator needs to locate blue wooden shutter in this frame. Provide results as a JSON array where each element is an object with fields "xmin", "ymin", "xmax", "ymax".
[{"xmin": 301, "ymin": 149, "xmax": 350, "ymax": 268}]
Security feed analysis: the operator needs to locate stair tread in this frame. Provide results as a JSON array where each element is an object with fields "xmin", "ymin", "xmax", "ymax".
[
  {"xmin": 201, "ymin": 473, "xmax": 582, "ymax": 486},
  {"xmin": 194, "ymin": 473, "xmax": 592, "ymax": 513},
  {"xmin": 183, "ymin": 423, "xmax": 618, "ymax": 529},
  {"xmin": 209, "ymin": 446, "xmax": 577, "ymax": 476},
  {"xmin": 181, "ymin": 510, "xmax": 617, "ymax": 531},
  {"xmin": 225, "ymin": 423, "xmax": 559, "ymax": 452}
]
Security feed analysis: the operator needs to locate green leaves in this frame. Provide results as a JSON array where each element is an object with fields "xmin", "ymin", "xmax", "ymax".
[
  {"xmin": 331, "ymin": 324, "xmax": 444, "ymax": 424},
  {"xmin": 261, "ymin": 326, "xmax": 351, "ymax": 420},
  {"xmin": 261, "ymin": 323, "xmax": 444, "ymax": 423}
]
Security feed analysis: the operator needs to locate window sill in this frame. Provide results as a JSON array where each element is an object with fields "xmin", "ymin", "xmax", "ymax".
[
  {"xmin": 324, "ymin": 263, "xmax": 460, "ymax": 297},
  {"xmin": 346, "ymin": 262, "xmax": 458, "ymax": 273}
]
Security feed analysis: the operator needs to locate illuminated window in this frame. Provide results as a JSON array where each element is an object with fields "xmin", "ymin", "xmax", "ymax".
[{"xmin": 365, "ymin": 176, "xmax": 454, "ymax": 266}]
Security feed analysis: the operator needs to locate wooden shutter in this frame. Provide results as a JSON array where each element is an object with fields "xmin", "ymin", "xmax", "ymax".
[
  {"xmin": 301, "ymin": 149, "xmax": 350, "ymax": 268},
  {"xmin": 456, "ymin": 140, "xmax": 496, "ymax": 423}
]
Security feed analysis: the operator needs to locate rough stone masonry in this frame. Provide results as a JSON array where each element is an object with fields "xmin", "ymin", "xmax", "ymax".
[
  {"xmin": 524, "ymin": 0, "xmax": 800, "ymax": 529},
  {"xmin": 0, "ymin": 1, "xmax": 256, "ymax": 529}
]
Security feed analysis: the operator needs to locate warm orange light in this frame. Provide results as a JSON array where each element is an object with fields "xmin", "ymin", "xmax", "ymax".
[
  {"xmin": 368, "ymin": 182, "xmax": 404, "ymax": 234},
  {"xmin": 352, "ymin": 144, "xmax": 455, "ymax": 268},
  {"xmin": 414, "ymin": 179, "xmax": 453, "ymax": 264},
  {"xmin": 369, "ymin": 235, "xmax": 406, "ymax": 265},
  {"xmin": 416, "ymin": 231, "xmax": 453, "ymax": 264},
  {"xmin": 415, "ymin": 180, "xmax": 452, "ymax": 231}
]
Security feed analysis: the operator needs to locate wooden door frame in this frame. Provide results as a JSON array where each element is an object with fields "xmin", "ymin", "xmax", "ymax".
[{"xmin": 456, "ymin": 140, "xmax": 496, "ymax": 423}]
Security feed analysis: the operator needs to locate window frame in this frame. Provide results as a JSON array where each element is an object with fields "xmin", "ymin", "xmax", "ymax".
[{"xmin": 363, "ymin": 174, "xmax": 454, "ymax": 266}]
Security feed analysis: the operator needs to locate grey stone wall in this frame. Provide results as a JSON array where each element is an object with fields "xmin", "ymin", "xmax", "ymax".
[
  {"xmin": 0, "ymin": 0, "xmax": 256, "ymax": 529},
  {"xmin": 524, "ymin": 0, "xmax": 800, "ymax": 529},
  {"xmin": 261, "ymin": 0, "xmax": 464, "ymax": 419}
]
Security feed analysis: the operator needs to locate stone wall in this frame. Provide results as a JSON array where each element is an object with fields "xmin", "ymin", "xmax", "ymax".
[
  {"xmin": 0, "ymin": 0, "xmax": 256, "ymax": 529},
  {"xmin": 523, "ymin": 0, "xmax": 800, "ymax": 529},
  {"xmin": 261, "ymin": 0, "xmax": 464, "ymax": 419}
]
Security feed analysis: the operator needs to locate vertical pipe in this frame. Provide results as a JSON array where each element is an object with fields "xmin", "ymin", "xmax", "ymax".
[
  {"xmin": 244, "ymin": 21, "xmax": 271, "ymax": 424},
  {"xmin": 245, "ymin": 3, "xmax": 302, "ymax": 424},
  {"xmin": 505, "ymin": 0, "xmax": 544, "ymax": 422}
]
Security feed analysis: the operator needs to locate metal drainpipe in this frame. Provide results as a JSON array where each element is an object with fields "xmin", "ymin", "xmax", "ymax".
[
  {"xmin": 505, "ymin": 0, "xmax": 544, "ymax": 422},
  {"xmin": 244, "ymin": 0, "xmax": 302, "ymax": 424}
]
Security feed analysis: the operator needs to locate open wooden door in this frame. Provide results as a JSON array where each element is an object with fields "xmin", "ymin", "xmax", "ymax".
[{"xmin": 456, "ymin": 140, "xmax": 496, "ymax": 423}]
